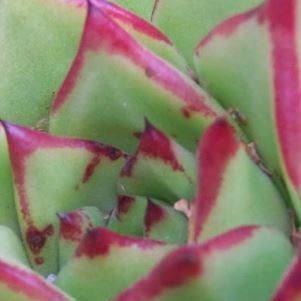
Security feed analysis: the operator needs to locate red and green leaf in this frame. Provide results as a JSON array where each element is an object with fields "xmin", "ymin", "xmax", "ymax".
[
  {"xmin": 58, "ymin": 206, "xmax": 106, "ymax": 268},
  {"xmin": 49, "ymin": 1, "xmax": 223, "ymax": 153},
  {"xmin": 3, "ymin": 122, "xmax": 125, "ymax": 275},
  {"xmin": 191, "ymin": 119, "xmax": 290, "ymax": 242},
  {"xmin": 272, "ymin": 251, "xmax": 301, "ymax": 301},
  {"xmin": 92, "ymin": 0, "xmax": 190, "ymax": 75},
  {"xmin": 152, "ymin": 0, "xmax": 262, "ymax": 65},
  {"xmin": 108, "ymin": 195, "xmax": 147, "ymax": 237},
  {"xmin": 114, "ymin": 226, "xmax": 293, "ymax": 301},
  {"xmin": 144, "ymin": 199, "xmax": 188, "ymax": 244},
  {"xmin": 0, "ymin": 259, "xmax": 75, "ymax": 301},
  {"xmin": 118, "ymin": 120, "xmax": 196, "ymax": 202},
  {"xmin": 0, "ymin": 0, "xmax": 87, "ymax": 126},
  {"xmin": 194, "ymin": 0, "xmax": 301, "ymax": 222},
  {"xmin": 56, "ymin": 228, "xmax": 175, "ymax": 301}
]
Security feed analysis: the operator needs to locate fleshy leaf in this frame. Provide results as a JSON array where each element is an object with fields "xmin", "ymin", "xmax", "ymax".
[
  {"xmin": 0, "ymin": 124, "xmax": 19, "ymax": 235},
  {"xmin": 194, "ymin": 0, "xmax": 301, "ymax": 220},
  {"xmin": 152, "ymin": 0, "xmax": 262, "ymax": 65},
  {"xmin": 49, "ymin": 1, "xmax": 223, "ymax": 153},
  {"xmin": 0, "ymin": 226, "xmax": 29, "ymax": 267},
  {"xmin": 114, "ymin": 226, "xmax": 294, "ymax": 301},
  {"xmin": 92, "ymin": 0, "xmax": 190, "ymax": 75},
  {"xmin": 0, "ymin": 0, "xmax": 86, "ymax": 126},
  {"xmin": 119, "ymin": 120, "xmax": 196, "ymax": 202},
  {"xmin": 3, "ymin": 122, "xmax": 125, "ymax": 275},
  {"xmin": 56, "ymin": 228, "xmax": 175, "ymax": 301},
  {"xmin": 271, "ymin": 251, "xmax": 301, "ymax": 301},
  {"xmin": 144, "ymin": 199, "xmax": 187, "ymax": 244},
  {"xmin": 108, "ymin": 195, "xmax": 147, "ymax": 236},
  {"xmin": 0, "ymin": 259, "xmax": 75, "ymax": 301},
  {"xmin": 191, "ymin": 119, "xmax": 290, "ymax": 242},
  {"xmin": 58, "ymin": 207, "xmax": 106, "ymax": 268}
]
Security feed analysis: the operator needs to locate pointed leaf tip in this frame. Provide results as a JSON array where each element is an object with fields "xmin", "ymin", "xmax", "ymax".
[{"xmin": 193, "ymin": 119, "xmax": 239, "ymax": 240}]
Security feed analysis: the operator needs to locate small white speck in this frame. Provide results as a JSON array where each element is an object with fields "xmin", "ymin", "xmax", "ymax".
[{"xmin": 46, "ymin": 274, "xmax": 57, "ymax": 283}]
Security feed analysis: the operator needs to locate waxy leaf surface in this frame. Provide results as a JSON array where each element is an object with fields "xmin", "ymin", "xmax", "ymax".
[
  {"xmin": 191, "ymin": 119, "xmax": 290, "ymax": 242},
  {"xmin": 3, "ymin": 122, "xmax": 125, "ymax": 275},
  {"xmin": 114, "ymin": 226, "xmax": 293, "ymax": 301},
  {"xmin": 50, "ymin": 2, "xmax": 223, "ymax": 153},
  {"xmin": 195, "ymin": 0, "xmax": 301, "ymax": 221},
  {"xmin": 152, "ymin": 0, "xmax": 263, "ymax": 65},
  {"xmin": 0, "ymin": 0, "xmax": 86, "ymax": 126},
  {"xmin": 56, "ymin": 228, "xmax": 175, "ymax": 301},
  {"xmin": 119, "ymin": 121, "xmax": 196, "ymax": 203},
  {"xmin": 58, "ymin": 206, "xmax": 106, "ymax": 268}
]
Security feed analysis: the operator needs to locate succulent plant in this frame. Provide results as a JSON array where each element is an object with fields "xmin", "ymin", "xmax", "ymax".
[{"xmin": 0, "ymin": 0, "xmax": 301, "ymax": 300}]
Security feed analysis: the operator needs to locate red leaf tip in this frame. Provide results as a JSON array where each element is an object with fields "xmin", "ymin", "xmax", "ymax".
[{"xmin": 193, "ymin": 118, "xmax": 240, "ymax": 240}]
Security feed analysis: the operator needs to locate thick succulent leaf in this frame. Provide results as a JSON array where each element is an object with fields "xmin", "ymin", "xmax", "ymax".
[
  {"xmin": 58, "ymin": 207, "xmax": 106, "ymax": 268},
  {"xmin": 114, "ymin": 226, "xmax": 294, "ymax": 301},
  {"xmin": 3, "ymin": 122, "xmax": 125, "ymax": 275},
  {"xmin": 152, "ymin": 0, "xmax": 263, "ymax": 65},
  {"xmin": 108, "ymin": 195, "xmax": 147, "ymax": 236},
  {"xmin": 91, "ymin": 0, "xmax": 190, "ymax": 75},
  {"xmin": 119, "ymin": 121, "xmax": 195, "ymax": 202},
  {"xmin": 144, "ymin": 199, "xmax": 187, "ymax": 244},
  {"xmin": 0, "ymin": 226, "xmax": 29, "ymax": 267},
  {"xmin": 194, "ymin": 0, "xmax": 301, "ymax": 219},
  {"xmin": 0, "ymin": 259, "xmax": 75, "ymax": 301},
  {"xmin": 49, "ymin": 1, "xmax": 224, "ymax": 153},
  {"xmin": 109, "ymin": 0, "xmax": 155, "ymax": 20},
  {"xmin": 271, "ymin": 251, "xmax": 301, "ymax": 301},
  {"xmin": 191, "ymin": 119, "xmax": 290, "ymax": 242},
  {"xmin": 0, "ymin": 0, "xmax": 86, "ymax": 126},
  {"xmin": 56, "ymin": 228, "xmax": 175, "ymax": 301},
  {"xmin": 0, "ymin": 124, "xmax": 19, "ymax": 235}
]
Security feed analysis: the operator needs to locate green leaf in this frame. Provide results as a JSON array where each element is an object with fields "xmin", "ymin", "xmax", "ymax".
[
  {"xmin": 194, "ymin": 0, "xmax": 301, "ymax": 220},
  {"xmin": 271, "ymin": 250, "xmax": 301, "ymax": 301},
  {"xmin": 114, "ymin": 226, "xmax": 294, "ymax": 301},
  {"xmin": 191, "ymin": 119, "xmax": 290, "ymax": 242},
  {"xmin": 144, "ymin": 199, "xmax": 188, "ymax": 244},
  {"xmin": 92, "ymin": 0, "xmax": 190, "ymax": 75},
  {"xmin": 56, "ymin": 228, "xmax": 175, "ymax": 301},
  {"xmin": 118, "ymin": 120, "xmax": 196, "ymax": 203},
  {"xmin": 108, "ymin": 195, "xmax": 147, "ymax": 237},
  {"xmin": 58, "ymin": 207, "xmax": 106, "ymax": 268},
  {"xmin": 49, "ymin": 2, "xmax": 223, "ymax": 153},
  {"xmin": 152, "ymin": 0, "xmax": 262, "ymax": 65},
  {"xmin": 0, "ymin": 124, "xmax": 19, "ymax": 235},
  {"xmin": 0, "ymin": 259, "xmax": 75, "ymax": 301},
  {"xmin": 3, "ymin": 122, "xmax": 125, "ymax": 275},
  {"xmin": 0, "ymin": 226, "xmax": 29, "ymax": 267},
  {"xmin": 0, "ymin": 0, "xmax": 86, "ymax": 126}
]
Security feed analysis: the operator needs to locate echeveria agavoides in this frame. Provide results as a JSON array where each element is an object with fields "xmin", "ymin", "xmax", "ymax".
[{"xmin": 0, "ymin": 0, "xmax": 301, "ymax": 300}]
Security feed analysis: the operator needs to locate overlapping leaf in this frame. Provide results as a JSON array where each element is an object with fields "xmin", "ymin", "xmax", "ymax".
[
  {"xmin": 49, "ymin": 1, "xmax": 224, "ymax": 153},
  {"xmin": 194, "ymin": 0, "xmax": 301, "ymax": 222}
]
